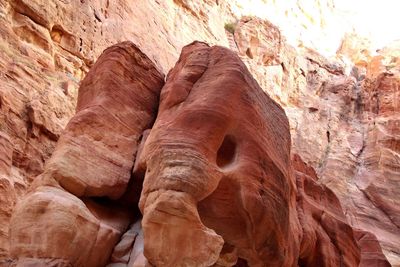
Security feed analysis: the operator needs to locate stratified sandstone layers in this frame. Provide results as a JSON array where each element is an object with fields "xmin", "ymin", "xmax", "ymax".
[
  {"xmin": 8, "ymin": 42, "xmax": 164, "ymax": 267},
  {"xmin": 345, "ymin": 49, "xmax": 400, "ymax": 265},
  {"xmin": 293, "ymin": 154, "xmax": 390, "ymax": 267},
  {"xmin": 138, "ymin": 41, "xmax": 300, "ymax": 266},
  {"xmin": 1, "ymin": 0, "xmax": 399, "ymax": 265},
  {"xmin": 6, "ymin": 41, "xmax": 391, "ymax": 267},
  {"xmin": 137, "ymin": 42, "xmax": 388, "ymax": 267},
  {"xmin": 227, "ymin": 17, "xmax": 400, "ymax": 265},
  {"xmin": 293, "ymin": 154, "xmax": 360, "ymax": 267}
]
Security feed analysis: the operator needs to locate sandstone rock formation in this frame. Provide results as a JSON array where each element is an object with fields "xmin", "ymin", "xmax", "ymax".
[
  {"xmin": 137, "ymin": 42, "xmax": 389, "ymax": 267},
  {"xmin": 346, "ymin": 47, "xmax": 400, "ymax": 265},
  {"xmin": 138, "ymin": 41, "xmax": 300, "ymax": 266},
  {"xmin": 293, "ymin": 154, "xmax": 390, "ymax": 267},
  {"xmin": 0, "ymin": 0, "xmax": 399, "ymax": 266},
  {"xmin": 227, "ymin": 17, "xmax": 400, "ymax": 265},
  {"xmin": 8, "ymin": 41, "xmax": 164, "ymax": 266},
  {"xmin": 293, "ymin": 154, "xmax": 360, "ymax": 267},
  {"xmin": 7, "ymin": 41, "xmax": 390, "ymax": 267},
  {"xmin": 0, "ymin": 2, "xmax": 234, "ymax": 252}
]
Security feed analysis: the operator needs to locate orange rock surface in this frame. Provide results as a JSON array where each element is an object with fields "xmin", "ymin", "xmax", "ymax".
[
  {"xmin": 0, "ymin": 0, "xmax": 399, "ymax": 266},
  {"xmin": 139, "ymin": 42, "xmax": 299, "ymax": 266},
  {"xmin": 8, "ymin": 41, "xmax": 164, "ymax": 266},
  {"xmin": 6, "ymin": 41, "xmax": 390, "ymax": 267}
]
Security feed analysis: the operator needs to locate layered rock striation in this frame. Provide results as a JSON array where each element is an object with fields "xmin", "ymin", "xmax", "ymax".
[
  {"xmin": 7, "ymin": 41, "xmax": 390, "ymax": 267},
  {"xmin": 227, "ymin": 17, "xmax": 400, "ymax": 265},
  {"xmin": 0, "ymin": 0, "xmax": 399, "ymax": 265},
  {"xmin": 8, "ymin": 41, "xmax": 164, "ymax": 267},
  {"xmin": 138, "ymin": 42, "xmax": 299, "ymax": 266}
]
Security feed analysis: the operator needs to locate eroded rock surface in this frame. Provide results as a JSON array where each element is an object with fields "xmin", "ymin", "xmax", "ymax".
[
  {"xmin": 6, "ymin": 41, "xmax": 391, "ymax": 267},
  {"xmin": 227, "ymin": 17, "xmax": 400, "ymax": 265},
  {"xmin": 137, "ymin": 42, "xmax": 389, "ymax": 267},
  {"xmin": 138, "ymin": 42, "xmax": 299, "ymax": 266},
  {"xmin": 1, "ymin": 0, "xmax": 399, "ymax": 265},
  {"xmin": 293, "ymin": 154, "xmax": 390, "ymax": 267},
  {"xmin": 8, "ymin": 41, "xmax": 164, "ymax": 267}
]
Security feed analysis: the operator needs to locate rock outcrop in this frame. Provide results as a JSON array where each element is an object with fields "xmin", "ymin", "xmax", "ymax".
[
  {"xmin": 344, "ymin": 46, "xmax": 400, "ymax": 265},
  {"xmin": 293, "ymin": 154, "xmax": 390, "ymax": 267},
  {"xmin": 0, "ymin": 0, "xmax": 399, "ymax": 266},
  {"xmin": 227, "ymin": 17, "xmax": 400, "ymax": 265},
  {"xmin": 138, "ymin": 42, "xmax": 299, "ymax": 266},
  {"xmin": 8, "ymin": 41, "xmax": 164, "ymax": 266},
  {"xmin": 293, "ymin": 154, "xmax": 360, "ymax": 267},
  {"xmin": 6, "ymin": 41, "xmax": 390, "ymax": 267}
]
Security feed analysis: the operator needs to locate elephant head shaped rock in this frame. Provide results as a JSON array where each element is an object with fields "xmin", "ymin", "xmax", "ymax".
[
  {"xmin": 8, "ymin": 41, "xmax": 390, "ymax": 267},
  {"xmin": 138, "ymin": 42, "xmax": 301, "ymax": 267}
]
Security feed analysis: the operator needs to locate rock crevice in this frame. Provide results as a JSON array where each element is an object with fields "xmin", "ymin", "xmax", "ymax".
[{"xmin": 7, "ymin": 41, "xmax": 391, "ymax": 267}]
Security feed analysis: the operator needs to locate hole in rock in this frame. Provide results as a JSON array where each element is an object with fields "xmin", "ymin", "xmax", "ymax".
[
  {"xmin": 50, "ymin": 25, "xmax": 64, "ymax": 43},
  {"xmin": 216, "ymin": 135, "xmax": 237, "ymax": 169},
  {"xmin": 298, "ymin": 258, "xmax": 307, "ymax": 267},
  {"xmin": 79, "ymin": 38, "xmax": 83, "ymax": 52},
  {"xmin": 245, "ymin": 48, "xmax": 253, "ymax": 59},
  {"xmin": 90, "ymin": 196, "xmax": 114, "ymax": 206},
  {"xmin": 281, "ymin": 62, "xmax": 286, "ymax": 72},
  {"xmin": 235, "ymin": 258, "xmax": 249, "ymax": 266}
]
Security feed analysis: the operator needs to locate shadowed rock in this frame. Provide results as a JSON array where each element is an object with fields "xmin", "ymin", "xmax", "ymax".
[
  {"xmin": 138, "ymin": 42, "xmax": 300, "ymax": 266},
  {"xmin": 293, "ymin": 154, "xmax": 390, "ymax": 267},
  {"xmin": 8, "ymin": 41, "xmax": 164, "ymax": 267},
  {"xmin": 7, "ymin": 41, "xmax": 391, "ymax": 267}
]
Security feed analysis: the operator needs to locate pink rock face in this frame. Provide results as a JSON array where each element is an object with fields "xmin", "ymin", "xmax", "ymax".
[
  {"xmin": 8, "ymin": 42, "xmax": 164, "ymax": 267},
  {"xmin": 1, "ymin": 1, "xmax": 398, "ymax": 264},
  {"xmin": 293, "ymin": 154, "xmax": 391, "ymax": 267},
  {"xmin": 293, "ymin": 154, "xmax": 360, "ymax": 266},
  {"xmin": 228, "ymin": 16, "xmax": 399, "ymax": 264},
  {"xmin": 138, "ymin": 42, "xmax": 389, "ymax": 267},
  {"xmin": 40, "ymin": 41, "xmax": 163, "ymax": 199},
  {"xmin": 354, "ymin": 230, "xmax": 392, "ymax": 267},
  {"xmin": 352, "ymin": 55, "xmax": 400, "ymax": 264},
  {"xmin": 138, "ymin": 41, "xmax": 300, "ymax": 266},
  {"xmin": 0, "ymin": 132, "xmax": 16, "ymax": 259},
  {"xmin": 6, "ymin": 40, "xmax": 391, "ymax": 267}
]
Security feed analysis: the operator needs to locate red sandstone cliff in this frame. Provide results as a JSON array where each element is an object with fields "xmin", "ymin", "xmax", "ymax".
[
  {"xmin": 5, "ymin": 41, "xmax": 390, "ymax": 267},
  {"xmin": 0, "ymin": 0, "xmax": 398, "ymax": 266}
]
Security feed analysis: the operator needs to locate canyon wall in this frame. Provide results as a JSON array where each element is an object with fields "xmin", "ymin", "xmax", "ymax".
[
  {"xmin": 0, "ymin": 0, "xmax": 398, "ymax": 265},
  {"xmin": 229, "ymin": 16, "xmax": 400, "ymax": 265},
  {"xmin": 6, "ymin": 40, "xmax": 390, "ymax": 267}
]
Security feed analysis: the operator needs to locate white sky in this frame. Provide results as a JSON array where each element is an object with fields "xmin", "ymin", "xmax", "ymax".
[
  {"xmin": 334, "ymin": 0, "xmax": 400, "ymax": 49},
  {"xmin": 231, "ymin": 0, "xmax": 400, "ymax": 56}
]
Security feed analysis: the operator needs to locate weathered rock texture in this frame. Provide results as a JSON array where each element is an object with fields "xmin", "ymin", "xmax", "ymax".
[
  {"xmin": 293, "ymin": 154, "xmax": 390, "ymax": 267},
  {"xmin": 6, "ymin": 41, "xmax": 390, "ymax": 267},
  {"xmin": 137, "ymin": 42, "xmax": 388, "ymax": 267},
  {"xmin": 7, "ymin": 41, "xmax": 164, "ymax": 266},
  {"xmin": 138, "ymin": 42, "xmax": 299, "ymax": 266},
  {"xmin": 0, "ymin": 0, "xmax": 399, "ymax": 266},
  {"xmin": 5, "ymin": 42, "xmax": 387, "ymax": 266},
  {"xmin": 226, "ymin": 17, "xmax": 400, "ymax": 265},
  {"xmin": 0, "ymin": 1, "xmax": 234, "ymax": 256}
]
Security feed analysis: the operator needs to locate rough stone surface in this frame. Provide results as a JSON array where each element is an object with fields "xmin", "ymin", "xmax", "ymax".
[
  {"xmin": 5, "ymin": 40, "xmax": 392, "ymax": 267},
  {"xmin": 293, "ymin": 154, "xmax": 390, "ymax": 267},
  {"xmin": 0, "ymin": 0, "xmax": 399, "ymax": 266},
  {"xmin": 228, "ymin": 17, "xmax": 400, "ymax": 265},
  {"xmin": 7, "ymin": 42, "xmax": 164, "ymax": 267},
  {"xmin": 348, "ymin": 48, "xmax": 400, "ymax": 265},
  {"xmin": 293, "ymin": 154, "xmax": 360, "ymax": 267},
  {"xmin": 138, "ymin": 42, "xmax": 299, "ymax": 267},
  {"xmin": 354, "ymin": 229, "xmax": 392, "ymax": 267}
]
